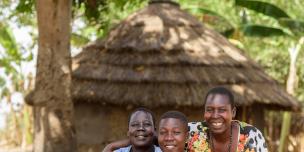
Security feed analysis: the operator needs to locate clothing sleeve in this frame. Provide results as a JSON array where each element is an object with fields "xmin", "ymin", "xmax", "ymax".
[
  {"xmin": 154, "ymin": 145, "xmax": 162, "ymax": 152},
  {"xmin": 242, "ymin": 126, "xmax": 268, "ymax": 152},
  {"xmin": 113, "ymin": 147, "xmax": 129, "ymax": 152}
]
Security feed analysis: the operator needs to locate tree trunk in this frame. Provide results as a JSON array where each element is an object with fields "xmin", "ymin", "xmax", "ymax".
[
  {"xmin": 33, "ymin": 0, "xmax": 76, "ymax": 151},
  {"xmin": 279, "ymin": 37, "xmax": 303, "ymax": 152}
]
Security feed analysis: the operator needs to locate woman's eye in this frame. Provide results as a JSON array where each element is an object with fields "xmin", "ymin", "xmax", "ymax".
[
  {"xmin": 206, "ymin": 109, "xmax": 213, "ymax": 112},
  {"xmin": 144, "ymin": 123, "xmax": 152, "ymax": 127},
  {"xmin": 131, "ymin": 124, "xmax": 139, "ymax": 127},
  {"xmin": 174, "ymin": 131, "xmax": 181, "ymax": 135}
]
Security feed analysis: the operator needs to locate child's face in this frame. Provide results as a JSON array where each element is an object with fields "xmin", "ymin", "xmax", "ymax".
[{"xmin": 158, "ymin": 118, "xmax": 188, "ymax": 152}]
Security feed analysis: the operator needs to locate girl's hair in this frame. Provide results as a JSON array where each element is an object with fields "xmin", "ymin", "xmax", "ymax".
[{"xmin": 160, "ymin": 110, "xmax": 188, "ymax": 129}]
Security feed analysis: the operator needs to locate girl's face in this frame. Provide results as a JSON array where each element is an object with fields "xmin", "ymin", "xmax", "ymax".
[
  {"xmin": 128, "ymin": 111, "xmax": 155, "ymax": 148},
  {"xmin": 158, "ymin": 118, "xmax": 188, "ymax": 152}
]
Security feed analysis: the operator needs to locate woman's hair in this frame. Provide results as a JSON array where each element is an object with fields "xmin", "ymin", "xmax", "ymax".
[
  {"xmin": 160, "ymin": 110, "xmax": 188, "ymax": 129},
  {"xmin": 204, "ymin": 87, "xmax": 235, "ymax": 108},
  {"xmin": 128, "ymin": 107, "xmax": 156, "ymax": 127}
]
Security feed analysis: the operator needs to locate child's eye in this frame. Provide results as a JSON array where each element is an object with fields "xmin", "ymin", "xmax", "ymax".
[{"xmin": 159, "ymin": 131, "xmax": 167, "ymax": 135}]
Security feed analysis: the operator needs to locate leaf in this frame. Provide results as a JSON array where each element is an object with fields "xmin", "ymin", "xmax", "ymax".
[
  {"xmin": 24, "ymin": 51, "xmax": 33, "ymax": 61},
  {"xmin": 186, "ymin": 7, "xmax": 233, "ymax": 27},
  {"xmin": 71, "ymin": 33, "xmax": 90, "ymax": 47},
  {"xmin": 83, "ymin": 0, "xmax": 107, "ymax": 21},
  {"xmin": 0, "ymin": 58, "xmax": 19, "ymax": 76},
  {"xmin": 0, "ymin": 23, "xmax": 18, "ymax": 53},
  {"xmin": 235, "ymin": 0, "xmax": 289, "ymax": 19},
  {"xmin": 221, "ymin": 28, "xmax": 235, "ymax": 38},
  {"xmin": 0, "ymin": 76, "xmax": 5, "ymax": 87},
  {"xmin": 278, "ymin": 18, "xmax": 304, "ymax": 36},
  {"xmin": 16, "ymin": 0, "xmax": 34, "ymax": 13},
  {"xmin": 241, "ymin": 24, "xmax": 287, "ymax": 37},
  {"xmin": 1, "ymin": 87, "xmax": 10, "ymax": 97},
  {"xmin": 185, "ymin": 7, "xmax": 235, "ymax": 34},
  {"xmin": 0, "ymin": 23, "xmax": 22, "ymax": 62}
]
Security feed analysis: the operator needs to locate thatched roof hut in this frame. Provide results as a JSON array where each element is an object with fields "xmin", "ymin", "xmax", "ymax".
[{"xmin": 72, "ymin": 0, "xmax": 300, "ymax": 111}]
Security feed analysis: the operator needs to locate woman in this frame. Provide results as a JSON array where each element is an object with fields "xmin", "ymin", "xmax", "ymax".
[
  {"xmin": 103, "ymin": 107, "xmax": 161, "ymax": 152},
  {"xmin": 187, "ymin": 87, "xmax": 268, "ymax": 152}
]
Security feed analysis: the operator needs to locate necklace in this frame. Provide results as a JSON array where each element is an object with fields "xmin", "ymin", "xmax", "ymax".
[{"xmin": 208, "ymin": 123, "xmax": 233, "ymax": 152}]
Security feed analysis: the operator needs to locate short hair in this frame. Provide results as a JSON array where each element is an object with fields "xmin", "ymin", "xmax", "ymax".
[
  {"xmin": 204, "ymin": 86, "xmax": 235, "ymax": 108},
  {"xmin": 128, "ymin": 107, "xmax": 156, "ymax": 127},
  {"xmin": 160, "ymin": 111, "xmax": 188, "ymax": 129}
]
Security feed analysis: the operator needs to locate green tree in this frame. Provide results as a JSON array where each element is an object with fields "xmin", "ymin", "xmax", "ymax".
[
  {"xmin": 0, "ymin": 1, "xmax": 34, "ymax": 147},
  {"xmin": 234, "ymin": 1, "xmax": 303, "ymax": 151}
]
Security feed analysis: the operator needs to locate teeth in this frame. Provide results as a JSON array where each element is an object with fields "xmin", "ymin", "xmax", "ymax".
[
  {"xmin": 165, "ymin": 146, "xmax": 175, "ymax": 149},
  {"xmin": 212, "ymin": 122, "xmax": 223, "ymax": 126}
]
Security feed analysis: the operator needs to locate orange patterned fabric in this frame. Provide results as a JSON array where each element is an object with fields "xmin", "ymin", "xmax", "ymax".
[{"xmin": 187, "ymin": 121, "xmax": 268, "ymax": 152}]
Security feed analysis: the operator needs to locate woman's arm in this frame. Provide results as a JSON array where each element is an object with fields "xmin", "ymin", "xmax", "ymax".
[{"xmin": 102, "ymin": 139, "xmax": 131, "ymax": 152}]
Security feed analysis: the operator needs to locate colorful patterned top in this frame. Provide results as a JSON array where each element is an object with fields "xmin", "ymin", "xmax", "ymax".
[{"xmin": 187, "ymin": 121, "xmax": 268, "ymax": 152}]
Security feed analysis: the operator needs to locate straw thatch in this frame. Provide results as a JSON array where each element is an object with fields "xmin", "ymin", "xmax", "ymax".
[{"xmin": 72, "ymin": 1, "xmax": 300, "ymax": 111}]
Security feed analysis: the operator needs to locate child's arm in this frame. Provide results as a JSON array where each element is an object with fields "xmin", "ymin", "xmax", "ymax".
[{"xmin": 102, "ymin": 139, "xmax": 131, "ymax": 152}]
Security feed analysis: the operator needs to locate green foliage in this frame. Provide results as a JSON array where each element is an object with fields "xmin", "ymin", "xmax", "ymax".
[
  {"xmin": 185, "ymin": 6, "xmax": 235, "ymax": 35},
  {"xmin": 241, "ymin": 24, "xmax": 286, "ymax": 36},
  {"xmin": 278, "ymin": 18, "xmax": 304, "ymax": 36},
  {"xmin": 186, "ymin": 0, "xmax": 303, "ymax": 104},
  {"xmin": 72, "ymin": 0, "xmax": 148, "ymax": 39},
  {"xmin": 0, "ymin": 23, "xmax": 22, "ymax": 64},
  {"xmin": 16, "ymin": 0, "xmax": 35, "ymax": 14},
  {"xmin": 235, "ymin": 0, "xmax": 289, "ymax": 19},
  {"xmin": 234, "ymin": 0, "xmax": 304, "ymax": 103},
  {"xmin": 235, "ymin": 0, "xmax": 304, "ymax": 38},
  {"xmin": 71, "ymin": 33, "xmax": 90, "ymax": 47},
  {"xmin": 0, "ymin": 77, "xmax": 5, "ymax": 88},
  {"xmin": 0, "ymin": 1, "xmax": 34, "ymax": 99}
]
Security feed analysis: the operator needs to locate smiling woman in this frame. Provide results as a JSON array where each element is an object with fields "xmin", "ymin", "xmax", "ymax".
[
  {"xmin": 111, "ymin": 107, "xmax": 162, "ymax": 152},
  {"xmin": 187, "ymin": 87, "xmax": 268, "ymax": 152}
]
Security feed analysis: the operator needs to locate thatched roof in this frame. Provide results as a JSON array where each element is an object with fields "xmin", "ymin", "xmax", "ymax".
[{"xmin": 72, "ymin": 1, "xmax": 300, "ymax": 111}]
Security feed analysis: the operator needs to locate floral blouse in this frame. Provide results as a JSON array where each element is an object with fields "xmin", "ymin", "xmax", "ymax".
[{"xmin": 187, "ymin": 121, "xmax": 268, "ymax": 152}]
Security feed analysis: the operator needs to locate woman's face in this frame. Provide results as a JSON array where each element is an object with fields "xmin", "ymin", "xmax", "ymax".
[
  {"xmin": 128, "ymin": 111, "xmax": 155, "ymax": 148},
  {"xmin": 204, "ymin": 93, "xmax": 235, "ymax": 135},
  {"xmin": 158, "ymin": 118, "xmax": 188, "ymax": 152}
]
